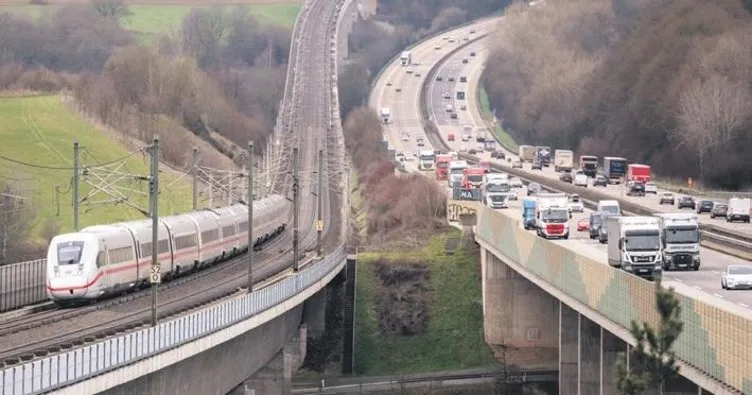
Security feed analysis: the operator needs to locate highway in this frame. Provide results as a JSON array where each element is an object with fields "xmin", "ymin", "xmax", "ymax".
[{"xmin": 372, "ymin": 19, "xmax": 752, "ymax": 316}]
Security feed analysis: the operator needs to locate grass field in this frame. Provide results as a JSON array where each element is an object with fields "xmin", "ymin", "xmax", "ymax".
[
  {"xmin": 478, "ymin": 86, "xmax": 518, "ymax": 152},
  {"xmin": 354, "ymin": 233, "xmax": 498, "ymax": 375},
  {"xmin": 0, "ymin": 94, "xmax": 194, "ymax": 243}
]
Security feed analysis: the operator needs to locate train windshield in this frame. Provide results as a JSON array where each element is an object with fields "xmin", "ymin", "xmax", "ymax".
[{"xmin": 57, "ymin": 241, "xmax": 85, "ymax": 265}]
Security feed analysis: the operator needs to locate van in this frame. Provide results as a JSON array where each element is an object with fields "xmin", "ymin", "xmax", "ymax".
[
  {"xmin": 589, "ymin": 212, "xmax": 603, "ymax": 239},
  {"xmin": 597, "ymin": 200, "xmax": 621, "ymax": 216}
]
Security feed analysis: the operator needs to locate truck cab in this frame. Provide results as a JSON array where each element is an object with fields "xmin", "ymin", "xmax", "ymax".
[
  {"xmin": 418, "ymin": 150, "xmax": 435, "ymax": 171},
  {"xmin": 434, "ymin": 154, "xmax": 452, "ymax": 180},
  {"xmin": 522, "ymin": 198, "xmax": 537, "ymax": 229},
  {"xmin": 579, "ymin": 155, "xmax": 598, "ymax": 177},
  {"xmin": 606, "ymin": 216, "xmax": 663, "ymax": 281},
  {"xmin": 534, "ymin": 146, "xmax": 552, "ymax": 167},
  {"xmin": 483, "ymin": 174, "xmax": 511, "ymax": 209},
  {"xmin": 448, "ymin": 160, "xmax": 468, "ymax": 187},
  {"xmin": 462, "ymin": 167, "xmax": 486, "ymax": 189},
  {"xmin": 535, "ymin": 193, "xmax": 571, "ymax": 239},
  {"xmin": 655, "ymin": 213, "xmax": 700, "ymax": 271}
]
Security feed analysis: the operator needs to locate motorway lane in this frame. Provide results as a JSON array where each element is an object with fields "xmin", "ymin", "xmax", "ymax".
[{"xmin": 422, "ymin": 32, "xmax": 752, "ymax": 313}]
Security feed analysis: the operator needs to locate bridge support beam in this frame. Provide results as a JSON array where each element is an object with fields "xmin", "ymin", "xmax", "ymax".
[
  {"xmin": 303, "ymin": 288, "xmax": 327, "ymax": 339},
  {"xmin": 235, "ymin": 324, "xmax": 308, "ymax": 395}
]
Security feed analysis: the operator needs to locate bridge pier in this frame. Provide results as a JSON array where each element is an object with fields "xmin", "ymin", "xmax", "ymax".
[
  {"xmin": 235, "ymin": 324, "xmax": 308, "ymax": 395},
  {"xmin": 303, "ymin": 288, "xmax": 327, "ymax": 339}
]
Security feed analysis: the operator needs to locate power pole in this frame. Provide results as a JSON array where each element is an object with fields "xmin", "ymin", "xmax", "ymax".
[
  {"xmin": 316, "ymin": 148, "xmax": 323, "ymax": 257},
  {"xmin": 247, "ymin": 141, "xmax": 254, "ymax": 293},
  {"xmin": 150, "ymin": 136, "xmax": 160, "ymax": 327},
  {"xmin": 73, "ymin": 140, "xmax": 80, "ymax": 231},
  {"xmin": 292, "ymin": 147, "xmax": 300, "ymax": 272},
  {"xmin": 192, "ymin": 147, "xmax": 198, "ymax": 211}
]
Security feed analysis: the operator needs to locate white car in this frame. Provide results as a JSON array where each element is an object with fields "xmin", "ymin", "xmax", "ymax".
[
  {"xmin": 404, "ymin": 153, "xmax": 415, "ymax": 161},
  {"xmin": 443, "ymin": 92, "xmax": 451, "ymax": 99},
  {"xmin": 395, "ymin": 152, "xmax": 405, "ymax": 162},
  {"xmin": 645, "ymin": 182, "xmax": 658, "ymax": 194},
  {"xmin": 573, "ymin": 172, "xmax": 588, "ymax": 187},
  {"xmin": 459, "ymin": 145, "xmax": 468, "ymax": 153},
  {"xmin": 449, "ymin": 151, "xmax": 458, "ymax": 159},
  {"xmin": 568, "ymin": 194, "xmax": 584, "ymax": 212},
  {"xmin": 406, "ymin": 67, "xmax": 414, "ymax": 74},
  {"xmin": 461, "ymin": 134, "xmax": 471, "ymax": 142},
  {"xmin": 510, "ymin": 178, "xmax": 523, "ymax": 188},
  {"xmin": 506, "ymin": 191, "xmax": 518, "ymax": 201},
  {"xmin": 401, "ymin": 134, "xmax": 410, "ymax": 141},
  {"xmin": 721, "ymin": 264, "xmax": 752, "ymax": 290}
]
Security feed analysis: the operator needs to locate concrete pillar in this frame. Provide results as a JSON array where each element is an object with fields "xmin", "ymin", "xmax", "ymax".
[
  {"xmin": 303, "ymin": 288, "xmax": 326, "ymax": 338},
  {"xmin": 241, "ymin": 325, "xmax": 308, "ymax": 395},
  {"xmin": 559, "ymin": 302, "xmax": 579, "ymax": 395},
  {"xmin": 600, "ymin": 327, "xmax": 623, "ymax": 394},
  {"xmin": 579, "ymin": 315, "xmax": 600, "ymax": 394}
]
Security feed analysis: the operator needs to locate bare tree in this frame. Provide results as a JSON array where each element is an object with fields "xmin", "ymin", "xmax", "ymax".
[
  {"xmin": 181, "ymin": 7, "xmax": 227, "ymax": 70},
  {"xmin": 91, "ymin": 0, "xmax": 132, "ymax": 23},
  {"xmin": 0, "ymin": 184, "xmax": 33, "ymax": 264}
]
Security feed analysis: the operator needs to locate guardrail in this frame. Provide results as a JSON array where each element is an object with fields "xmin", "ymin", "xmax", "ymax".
[
  {"xmin": 411, "ymin": 21, "xmax": 752, "ymax": 259},
  {"xmin": 0, "ymin": 247, "xmax": 346, "ymax": 395},
  {"xmin": 0, "ymin": 259, "xmax": 47, "ymax": 314}
]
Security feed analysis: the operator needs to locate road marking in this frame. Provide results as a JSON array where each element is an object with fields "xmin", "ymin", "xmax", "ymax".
[
  {"xmin": 712, "ymin": 293, "xmax": 724, "ymax": 298},
  {"xmin": 711, "ymin": 270, "xmax": 720, "ymax": 274},
  {"xmin": 673, "ymin": 278, "xmax": 683, "ymax": 282},
  {"xmin": 693, "ymin": 286, "xmax": 702, "ymax": 290},
  {"xmin": 739, "ymin": 303, "xmax": 750, "ymax": 308}
]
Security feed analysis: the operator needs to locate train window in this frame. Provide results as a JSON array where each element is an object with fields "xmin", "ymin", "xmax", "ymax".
[
  {"xmin": 238, "ymin": 221, "xmax": 249, "ymax": 232},
  {"xmin": 140, "ymin": 242, "xmax": 152, "ymax": 258},
  {"xmin": 158, "ymin": 239, "xmax": 170, "ymax": 254},
  {"xmin": 201, "ymin": 229, "xmax": 219, "ymax": 243},
  {"xmin": 57, "ymin": 241, "xmax": 85, "ymax": 265},
  {"xmin": 175, "ymin": 234, "xmax": 197, "ymax": 250},
  {"xmin": 222, "ymin": 225, "xmax": 236, "ymax": 236},
  {"xmin": 108, "ymin": 246, "xmax": 134, "ymax": 264},
  {"xmin": 96, "ymin": 251, "xmax": 107, "ymax": 268}
]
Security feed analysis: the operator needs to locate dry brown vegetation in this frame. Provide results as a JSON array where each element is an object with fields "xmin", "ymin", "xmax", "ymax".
[
  {"xmin": 344, "ymin": 107, "xmax": 447, "ymax": 245},
  {"xmin": 484, "ymin": 0, "xmax": 752, "ymax": 190}
]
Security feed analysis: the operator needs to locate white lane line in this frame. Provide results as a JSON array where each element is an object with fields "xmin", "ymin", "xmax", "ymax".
[
  {"xmin": 711, "ymin": 270, "xmax": 720, "ymax": 274},
  {"xmin": 712, "ymin": 293, "xmax": 724, "ymax": 298},
  {"xmin": 693, "ymin": 285, "xmax": 702, "ymax": 290},
  {"xmin": 673, "ymin": 278, "xmax": 684, "ymax": 282},
  {"xmin": 739, "ymin": 303, "xmax": 750, "ymax": 308}
]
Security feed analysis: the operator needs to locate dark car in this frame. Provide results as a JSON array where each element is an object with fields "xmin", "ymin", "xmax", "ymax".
[
  {"xmin": 436, "ymin": 76, "xmax": 443, "ymax": 81},
  {"xmin": 626, "ymin": 181, "xmax": 645, "ymax": 197},
  {"xmin": 710, "ymin": 203, "xmax": 727, "ymax": 219},
  {"xmin": 593, "ymin": 175, "xmax": 609, "ymax": 187},
  {"xmin": 531, "ymin": 160, "xmax": 542, "ymax": 170},
  {"xmin": 559, "ymin": 172, "xmax": 573, "ymax": 184},
  {"xmin": 527, "ymin": 182, "xmax": 542, "ymax": 196},
  {"xmin": 469, "ymin": 51, "xmax": 476, "ymax": 57},
  {"xmin": 598, "ymin": 213, "xmax": 615, "ymax": 244},
  {"xmin": 696, "ymin": 200, "xmax": 714, "ymax": 214},
  {"xmin": 468, "ymin": 148, "xmax": 478, "ymax": 155},
  {"xmin": 491, "ymin": 150, "xmax": 505, "ymax": 160},
  {"xmin": 589, "ymin": 212, "xmax": 603, "ymax": 239},
  {"xmin": 677, "ymin": 196, "xmax": 696, "ymax": 210}
]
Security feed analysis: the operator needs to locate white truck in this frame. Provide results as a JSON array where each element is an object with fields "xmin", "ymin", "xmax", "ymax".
[
  {"xmin": 418, "ymin": 150, "xmax": 435, "ymax": 171},
  {"xmin": 448, "ymin": 160, "xmax": 468, "ymax": 188},
  {"xmin": 483, "ymin": 173, "xmax": 512, "ymax": 209},
  {"xmin": 554, "ymin": 150, "xmax": 574, "ymax": 173},
  {"xmin": 400, "ymin": 51, "xmax": 412, "ymax": 66},
  {"xmin": 535, "ymin": 193, "xmax": 571, "ymax": 239},
  {"xmin": 606, "ymin": 216, "xmax": 663, "ymax": 281},
  {"xmin": 727, "ymin": 197, "xmax": 751, "ymax": 223},
  {"xmin": 654, "ymin": 213, "xmax": 700, "ymax": 271},
  {"xmin": 380, "ymin": 107, "xmax": 391, "ymax": 124}
]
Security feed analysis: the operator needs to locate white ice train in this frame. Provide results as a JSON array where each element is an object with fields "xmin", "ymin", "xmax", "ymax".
[{"xmin": 46, "ymin": 194, "xmax": 291, "ymax": 305}]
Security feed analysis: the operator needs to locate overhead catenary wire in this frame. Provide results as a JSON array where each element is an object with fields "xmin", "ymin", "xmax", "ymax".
[{"xmin": 0, "ymin": 148, "xmax": 146, "ymax": 171}]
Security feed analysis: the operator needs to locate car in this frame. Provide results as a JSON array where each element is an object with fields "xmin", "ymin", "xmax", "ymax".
[
  {"xmin": 395, "ymin": 152, "xmax": 405, "ymax": 162},
  {"xmin": 469, "ymin": 29, "xmax": 476, "ymax": 34},
  {"xmin": 401, "ymin": 134, "xmax": 410, "ymax": 141},
  {"xmin": 404, "ymin": 152, "xmax": 415, "ymax": 161},
  {"xmin": 573, "ymin": 172, "xmax": 588, "ymax": 187},
  {"xmin": 463, "ymin": 36, "xmax": 469, "ymax": 41},
  {"xmin": 645, "ymin": 182, "xmax": 658, "ymax": 194},
  {"xmin": 434, "ymin": 45, "xmax": 441, "ymax": 50},
  {"xmin": 659, "ymin": 193, "xmax": 675, "ymax": 205},
  {"xmin": 443, "ymin": 92, "xmax": 451, "ymax": 99},
  {"xmin": 436, "ymin": 76, "xmax": 443, "ymax": 81},
  {"xmin": 461, "ymin": 134, "xmax": 471, "ymax": 142},
  {"xmin": 469, "ymin": 51, "xmax": 476, "ymax": 56},
  {"xmin": 510, "ymin": 177, "xmax": 523, "ymax": 188},
  {"xmin": 447, "ymin": 134, "xmax": 456, "ymax": 141},
  {"xmin": 406, "ymin": 67, "xmax": 413, "ymax": 74},
  {"xmin": 696, "ymin": 200, "xmax": 714, "ymax": 214},
  {"xmin": 443, "ymin": 35, "xmax": 449, "ymax": 40},
  {"xmin": 386, "ymin": 82, "xmax": 392, "ymax": 86},
  {"xmin": 459, "ymin": 76, "xmax": 467, "ymax": 82},
  {"xmin": 569, "ymin": 194, "xmax": 584, "ymax": 212},
  {"xmin": 450, "ymin": 113, "xmax": 457, "ymax": 119},
  {"xmin": 598, "ymin": 213, "xmax": 616, "ymax": 244},
  {"xmin": 416, "ymin": 138, "xmax": 425, "ymax": 147},
  {"xmin": 460, "ymin": 105, "xmax": 467, "ymax": 111},
  {"xmin": 449, "ymin": 151, "xmax": 458, "ymax": 159},
  {"xmin": 593, "ymin": 175, "xmax": 609, "ymax": 187},
  {"xmin": 577, "ymin": 218, "xmax": 590, "ymax": 232},
  {"xmin": 491, "ymin": 150, "xmax": 505, "ymax": 160},
  {"xmin": 507, "ymin": 190, "xmax": 518, "ymax": 201},
  {"xmin": 415, "ymin": 72, "xmax": 421, "ymax": 77},
  {"xmin": 721, "ymin": 264, "xmax": 752, "ymax": 290},
  {"xmin": 589, "ymin": 212, "xmax": 603, "ymax": 239},
  {"xmin": 710, "ymin": 203, "xmax": 728, "ymax": 219},
  {"xmin": 511, "ymin": 159, "xmax": 523, "ymax": 169},
  {"xmin": 395, "ymin": 87, "xmax": 402, "ymax": 92},
  {"xmin": 531, "ymin": 160, "xmax": 542, "ymax": 170},
  {"xmin": 468, "ymin": 148, "xmax": 478, "ymax": 155},
  {"xmin": 677, "ymin": 196, "xmax": 696, "ymax": 210},
  {"xmin": 626, "ymin": 181, "xmax": 646, "ymax": 196},
  {"xmin": 448, "ymin": 76, "xmax": 455, "ymax": 82},
  {"xmin": 462, "ymin": 58, "xmax": 468, "ymax": 64},
  {"xmin": 459, "ymin": 145, "xmax": 468, "ymax": 152},
  {"xmin": 559, "ymin": 172, "xmax": 573, "ymax": 184},
  {"xmin": 527, "ymin": 182, "xmax": 542, "ymax": 196},
  {"xmin": 448, "ymin": 37, "xmax": 455, "ymax": 43}
]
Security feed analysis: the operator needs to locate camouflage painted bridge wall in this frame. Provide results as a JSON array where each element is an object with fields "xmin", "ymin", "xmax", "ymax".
[{"xmin": 475, "ymin": 204, "xmax": 752, "ymax": 394}]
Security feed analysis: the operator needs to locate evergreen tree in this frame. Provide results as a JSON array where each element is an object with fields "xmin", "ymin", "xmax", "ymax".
[{"xmin": 616, "ymin": 282, "xmax": 684, "ymax": 394}]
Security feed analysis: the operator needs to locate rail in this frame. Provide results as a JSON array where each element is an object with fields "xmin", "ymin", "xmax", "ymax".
[{"xmin": 0, "ymin": 247, "xmax": 346, "ymax": 395}]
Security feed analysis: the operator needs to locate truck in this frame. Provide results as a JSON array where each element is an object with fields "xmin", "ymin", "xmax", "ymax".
[
  {"xmin": 462, "ymin": 167, "xmax": 486, "ymax": 189},
  {"xmin": 727, "ymin": 198, "xmax": 751, "ymax": 223},
  {"xmin": 400, "ymin": 51, "xmax": 412, "ymax": 66},
  {"xmin": 534, "ymin": 193, "xmax": 570, "ymax": 239},
  {"xmin": 534, "ymin": 146, "xmax": 552, "ymax": 167},
  {"xmin": 606, "ymin": 216, "xmax": 663, "ymax": 281},
  {"xmin": 654, "ymin": 213, "xmax": 700, "ymax": 271},
  {"xmin": 418, "ymin": 150, "xmax": 435, "ymax": 171},
  {"xmin": 434, "ymin": 154, "xmax": 452, "ymax": 180},
  {"xmin": 579, "ymin": 155, "xmax": 598, "ymax": 177},
  {"xmin": 483, "ymin": 173, "xmax": 511, "ymax": 209},
  {"xmin": 522, "ymin": 198, "xmax": 537, "ymax": 230},
  {"xmin": 519, "ymin": 145, "xmax": 535, "ymax": 163},
  {"xmin": 448, "ymin": 160, "xmax": 468, "ymax": 188},
  {"xmin": 603, "ymin": 157, "xmax": 627, "ymax": 184},
  {"xmin": 627, "ymin": 164, "xmax": 651, "ymax": 183},
  {"xmin": 476, "ymin": 128, "xmax": 489, "ymax": 142},
  {"xmin": 380, "ymin": 107, "xmax": 391, "ymax": 124},
  {"xmin": 484, "ymin": 139, "xmax": 496, "ymax": 151},
  {"xmin": 554, "ymin": 150, "xmax": 574, "ymax": 173}
]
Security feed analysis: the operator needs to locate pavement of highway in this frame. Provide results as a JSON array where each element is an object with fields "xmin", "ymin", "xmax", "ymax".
[{"xmin": 372, "ymin": 20, "xmax": 752, "ymax": 316}]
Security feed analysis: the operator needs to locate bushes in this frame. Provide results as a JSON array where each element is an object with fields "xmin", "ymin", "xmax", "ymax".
[{"xmin": 484, "ymin": 0, "xmax": 752, "ymax": 189}]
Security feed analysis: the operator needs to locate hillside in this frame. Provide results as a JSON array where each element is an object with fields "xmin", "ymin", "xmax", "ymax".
[{"xmin": 483, "ymin": 0, "xmax": 752, "ymax": 190}]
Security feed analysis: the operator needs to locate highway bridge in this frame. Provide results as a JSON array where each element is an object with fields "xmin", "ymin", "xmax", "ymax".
[{"xmin": 372, "ymin": 13, "xmax": 751, "ymax": 395}]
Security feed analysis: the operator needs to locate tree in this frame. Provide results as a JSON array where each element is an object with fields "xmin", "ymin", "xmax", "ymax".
[
  {"xmin": 91, "ymin": 0, "xmax": 133, "ymax": 23},
  {"xmin": 0, "ymin": 184, "xmax": 33, "ymax": 263},
  {"xmin": 615, "ymin": 282, "xmax": 684, "ymax": 394}
]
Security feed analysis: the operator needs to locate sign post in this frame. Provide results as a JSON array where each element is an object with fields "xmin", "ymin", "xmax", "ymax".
[{"xmin": 149, "ymin": 136, "xmax": 160, "ymax": 327}]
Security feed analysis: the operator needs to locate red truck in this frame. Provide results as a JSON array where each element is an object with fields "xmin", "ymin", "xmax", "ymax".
[
  {"xmin": 435, "ymin": 154, "xmax": 453, "ymax": 180},
  {"xmin": 462, "ymin": 167, "xmax": 486, "ymax": 189},
  {"xmin": 627, "ymin": 164, "xmax": 651, "ymax": 183}
]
